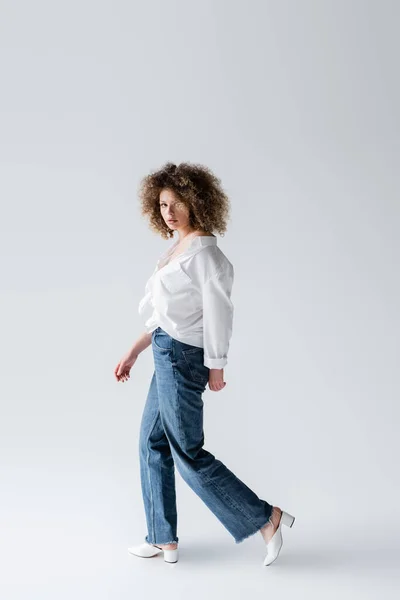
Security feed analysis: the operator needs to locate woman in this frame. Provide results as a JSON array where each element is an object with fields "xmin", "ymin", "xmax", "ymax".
[{"xmin": 115, "ymin": 162, "xmax": 295, "ymax": 566}]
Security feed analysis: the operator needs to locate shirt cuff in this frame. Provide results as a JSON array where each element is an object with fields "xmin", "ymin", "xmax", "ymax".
[{"xmin": 204, "ymin": 356, "xmax": 227, "ymax": 369}]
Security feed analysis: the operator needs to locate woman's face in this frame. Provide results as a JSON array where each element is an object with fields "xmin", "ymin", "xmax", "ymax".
[{"xmin": 159, "ymin": 188, "xmax": 190, "ymax": 230}]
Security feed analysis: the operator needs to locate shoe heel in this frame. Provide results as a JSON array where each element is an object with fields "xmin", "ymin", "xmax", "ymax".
[
  {"xmin": 281, "ymin": 511, "xmax": 295, "ymax": 528},
  {"xmin": 163, "ymin": 548, "xmax": 178, "ymax": 563}
]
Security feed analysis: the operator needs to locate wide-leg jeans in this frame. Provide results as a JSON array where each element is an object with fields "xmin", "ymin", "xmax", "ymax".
[{"xmin": 139, "ymin": 326, "xmax": 273, "ymax": 545}]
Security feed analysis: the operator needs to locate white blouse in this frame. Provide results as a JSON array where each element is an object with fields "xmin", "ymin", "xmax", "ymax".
[{"xmin": 138, "ymin": 235, "xmax": 234, "ymax": 369}]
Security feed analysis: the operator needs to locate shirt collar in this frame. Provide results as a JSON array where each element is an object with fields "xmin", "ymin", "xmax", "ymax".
[
  {"xmin": 156, "ymin": 234, "xmax": 217, "ymax": 271},
  {"xmin": 187, "ymin": 235, "xmax": 217, "ymax": 249},
  {"xmin": 165, "ymin": 234, "xmax": 217, "ymax": 255}
]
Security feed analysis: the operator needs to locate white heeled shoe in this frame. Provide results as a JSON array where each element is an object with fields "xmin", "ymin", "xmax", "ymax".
[
  {"xmin": 127, "ymin": 541, "xmax": 179, "ymax": 563},
  {"xmin": 263, "ymin": 510, "xmax": 295, "ymax": 566}
]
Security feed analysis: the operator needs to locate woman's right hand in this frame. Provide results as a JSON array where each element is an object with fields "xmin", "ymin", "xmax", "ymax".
[{"xmin": 114, "ymin": 352, "xmax": 138, "ymax": 383}]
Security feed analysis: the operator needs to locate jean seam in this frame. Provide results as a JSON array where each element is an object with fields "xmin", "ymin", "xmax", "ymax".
[
  {"xmin": 146, "ymin": 408, "xmax": 162, "ymax": 542},
  {"xmin": 171, "ymin": 360, "xmax": 186, "ymax": 449}
]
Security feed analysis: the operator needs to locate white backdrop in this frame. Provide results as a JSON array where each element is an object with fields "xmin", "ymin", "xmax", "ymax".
[{"xmin": 1, "ymin": 1, "xmax": 399, "ymax": 599}]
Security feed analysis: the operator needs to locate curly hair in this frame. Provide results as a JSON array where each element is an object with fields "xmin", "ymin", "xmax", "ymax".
[{"xmin": 138, "ymin": 161, "xmax": 231, "ymax": 240}]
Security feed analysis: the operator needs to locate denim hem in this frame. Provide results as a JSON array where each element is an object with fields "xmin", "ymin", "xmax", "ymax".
[
  {"xmin": 234, "ymin": 513, "xmax": 274, "ymax": 544},
  {"xmin": 145, "ymin": 536, "xmax": 179, "ymax": 545}
]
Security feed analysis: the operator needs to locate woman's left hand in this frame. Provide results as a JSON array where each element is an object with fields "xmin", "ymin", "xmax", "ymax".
[{"xmin": 208, "ymin": 369, "xmax": 226, "ymax": 392}]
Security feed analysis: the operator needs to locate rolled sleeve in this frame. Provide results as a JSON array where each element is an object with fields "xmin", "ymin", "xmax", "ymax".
[{"xmin": 202, "ymin": 265, "xmax": 234, "ymax": 369}]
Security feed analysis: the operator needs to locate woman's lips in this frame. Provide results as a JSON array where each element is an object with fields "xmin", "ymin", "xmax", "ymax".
[{"xmin": 168, "ymin": 219, "xmax": 177, "ymax": 223}]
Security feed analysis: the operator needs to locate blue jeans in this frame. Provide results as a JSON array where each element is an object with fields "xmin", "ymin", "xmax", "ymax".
[{"xmin": 139, "ymin": 326, "xmax": 273, "ymax": 545}]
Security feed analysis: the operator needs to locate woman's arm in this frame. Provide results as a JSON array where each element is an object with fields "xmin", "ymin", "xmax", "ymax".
[
  {"xmin": 202, "ymin": 264, "xmax": 234, "ymax": 370},
  {"xmin": 114, "ymin": 331, "xmax": 153, "ymax": 382},
  {"xmin": 128, "ymin": 330, "xmax": 153, "ymax": 358}
]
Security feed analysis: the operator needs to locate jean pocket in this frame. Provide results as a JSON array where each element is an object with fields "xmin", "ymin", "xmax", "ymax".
[
  {"xmin": 152, "ymin": 329, "xmax": 172, "ymax": 351},
  {"xmin": 181, "ymin": 347, "xmax": 209, "ymax": 385}
]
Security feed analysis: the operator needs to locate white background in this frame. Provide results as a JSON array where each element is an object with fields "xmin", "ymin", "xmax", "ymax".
[{"xmin": 1, "ymin": 1, "xmax": 399, "ymax": 598}]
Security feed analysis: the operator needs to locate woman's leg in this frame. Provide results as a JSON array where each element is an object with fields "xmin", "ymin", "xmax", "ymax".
[
  {"xmin": 152, "ymin": 328, "xmax": 274, "ymax": 544},
  {"xmin": 138, "ymin": 370, "xmax": 179, "ymax": 546}
]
